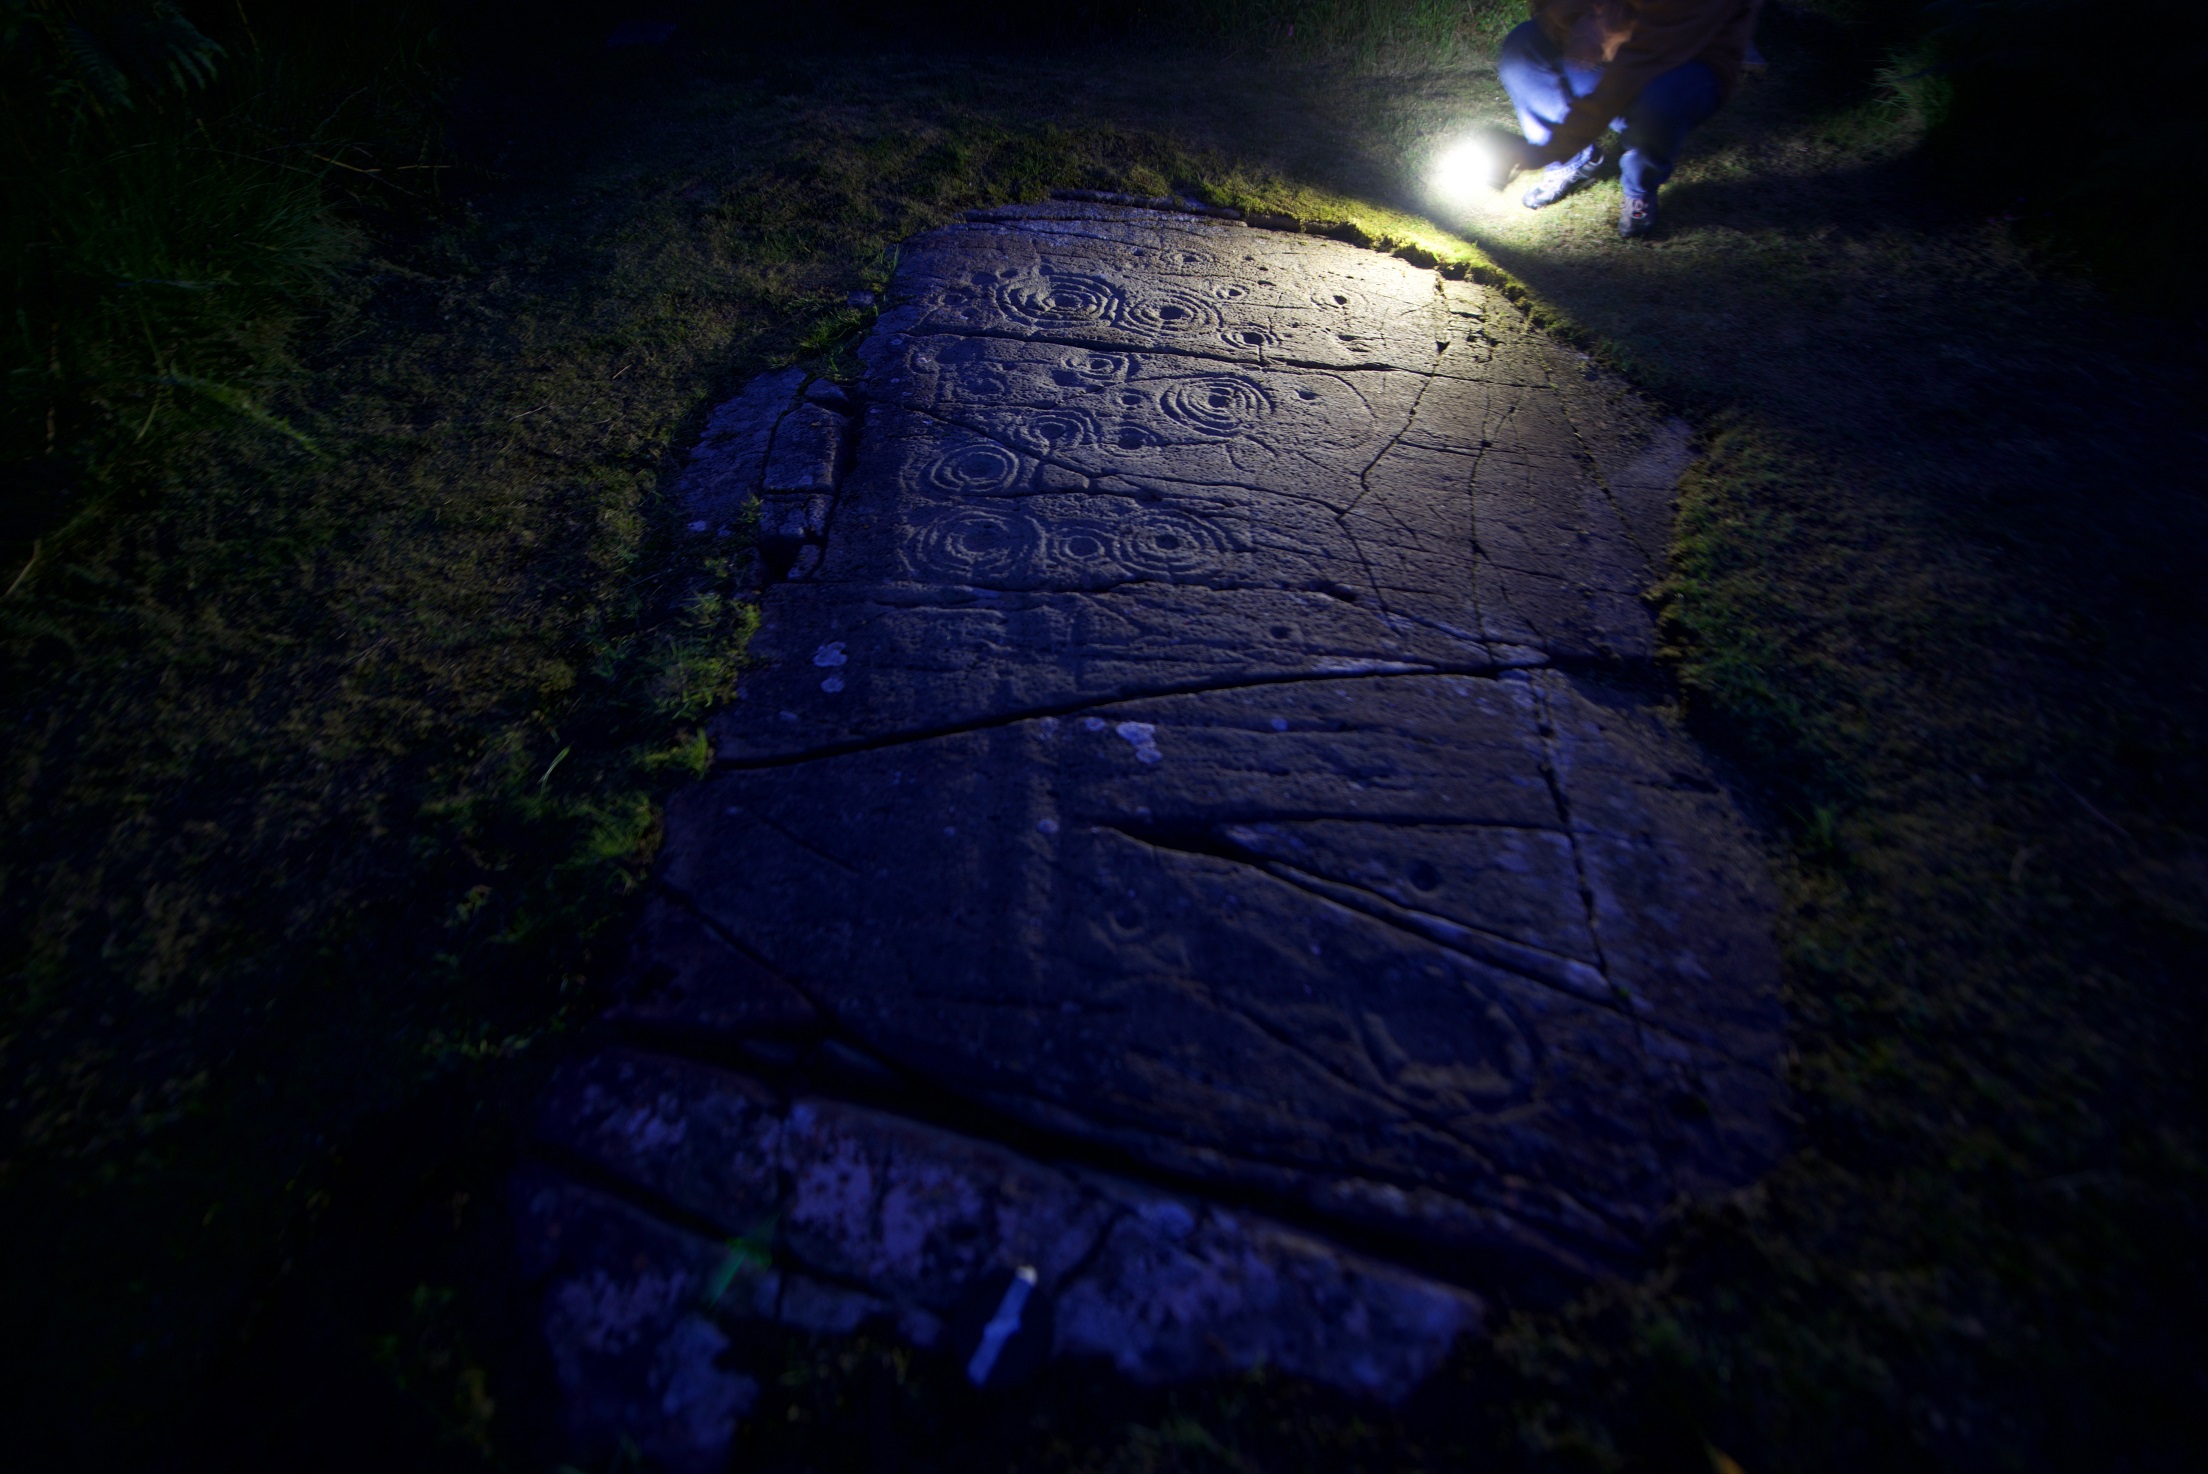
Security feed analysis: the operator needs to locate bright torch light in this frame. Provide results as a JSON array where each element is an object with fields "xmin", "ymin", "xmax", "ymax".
[{"xmin": 1427, "ymin": 129, "xmax": 1522, "ymax": 218}]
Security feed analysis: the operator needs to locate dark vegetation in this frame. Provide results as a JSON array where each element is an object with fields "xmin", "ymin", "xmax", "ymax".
[
  {"xmin": 1920, "ymin": 0, "xmax": 2208, "ymax": 298},
  {"xmin": 3, "ymin": 2, "xmax": 2204, "ymax": 1470}
]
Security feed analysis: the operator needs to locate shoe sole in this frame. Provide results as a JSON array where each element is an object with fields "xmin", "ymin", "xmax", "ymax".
[
  {"xmin": 1523, "ymin": 178, "xmax": 1592, "ymax": 211},
  {"xmin": 1522, "ymin": 155, "xmax": 1606, "ymax": 211}
]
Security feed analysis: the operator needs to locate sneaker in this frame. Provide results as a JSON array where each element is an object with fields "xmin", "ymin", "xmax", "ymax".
[
  {"xmin": 1521, "ymin": 147, "xmax": 1604, "ymax": 210},
  {"xmin": 1618, "ymin": 191, "xmax": 1658, "ymax": 238}
]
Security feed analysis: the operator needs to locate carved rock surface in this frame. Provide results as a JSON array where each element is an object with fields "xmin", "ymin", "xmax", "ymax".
[
  {"xmin": 674, "ymin": 366, "xmax": 803, "ymax": 537},
  {"xmin": 763, "ymin": 401, "xmax": 852, "ymax": 495},
  {"xmin": 524, "ymin": 1049, "xmax": 1482, "ymax": 1418},
  {"xmin": 513, "ymin": 1168, "xmax": 758, "ymax": 1474},
  {"xmin": 518, "ymin": 202, "xmax": 1784, "ymax": 1464}
]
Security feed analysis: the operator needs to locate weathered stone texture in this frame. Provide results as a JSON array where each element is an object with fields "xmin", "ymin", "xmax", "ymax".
[
  {"xmin": 526, "ymin": 1047, "xmax": 1483, "ymax": 1413},
  {"xmin": 515, "ymin": 205, "xmax": 1783, "ymax": 1464}
]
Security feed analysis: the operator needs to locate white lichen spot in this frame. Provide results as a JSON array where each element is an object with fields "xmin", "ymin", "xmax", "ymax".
[
  {"xmin": 820, "ymin": 675, "xmax": 845, "ymax": 694},
  {"xmin": 785, "ymin": 1124, "xmax": 876, "ymax": 1240},
  {"xmin": 1270, "ymin": 716, "xmax": 1289, "ymax": 732},
  {"xmin": 653, "ymin": 1316, "xmax": 755, "ymax": 1441},
  {"xmin": 1036, "ymin": 818, "xmax": 1060, "ymax": 835},
  {"xmin": 610, "ymin": 1098, "xmax": 689, "ymax": 1152},
  {"xmin": 551, "ymin": 1267, "xmax": 688, "ymax": 1355},
  {"xmin": 1115, "ymin": 721, "xmax": 1163, "ymax": 764},
  {"xmin": 1082, "ymin": 716, "xmax": 1107, "ymax": 732},
  {"xmin": 813, "ymin": 641, "xmax": 849, "ymax": 668}
]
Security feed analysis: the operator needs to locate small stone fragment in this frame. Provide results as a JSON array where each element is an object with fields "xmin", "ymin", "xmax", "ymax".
[
  {"xmin": 764, "ymin": 403, "xmax": 850, "ymax": 494},
  {"xmin": 677, "ymin": 368, "xmax": 804, "ymax": 534}
]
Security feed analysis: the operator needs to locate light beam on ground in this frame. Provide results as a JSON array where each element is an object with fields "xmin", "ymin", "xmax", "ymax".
[{"xmin": 1428, "ymin": 133, "xmax": 1516, "ymax": 219}]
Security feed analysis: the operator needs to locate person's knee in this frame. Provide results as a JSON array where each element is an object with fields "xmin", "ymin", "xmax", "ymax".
[
  {"xmin": 1499, "ymin": 19, "xmax": 1552, "ymax": 65},
  {"xmin": 1497, "ymin": 20, "xmax": 1558, "ymax": 86},
  {"xmin": 1497, "ymin": 20, "xmax": 1564, "ymax": 113}
]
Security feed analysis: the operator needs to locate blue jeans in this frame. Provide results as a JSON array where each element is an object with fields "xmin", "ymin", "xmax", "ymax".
[{"xmin": 1496, "ymin": 20, "xmax": 1721, "ymax": 199}]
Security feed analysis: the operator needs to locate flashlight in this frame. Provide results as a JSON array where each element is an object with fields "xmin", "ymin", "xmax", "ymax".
[{"xmin": 1430, "ymin": 127, "xmax": 1534, "ymax": 210}]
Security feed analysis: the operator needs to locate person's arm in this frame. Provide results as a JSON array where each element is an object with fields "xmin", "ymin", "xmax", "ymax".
[{"xmin": 1534, "ymin": 0, "xmax": 1745, "ymax": 164}]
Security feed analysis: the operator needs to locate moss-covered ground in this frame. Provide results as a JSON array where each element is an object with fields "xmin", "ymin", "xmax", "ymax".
[{"xmin": 3, "ymin": 7, "xmax": 2202, "ymax": 1470}]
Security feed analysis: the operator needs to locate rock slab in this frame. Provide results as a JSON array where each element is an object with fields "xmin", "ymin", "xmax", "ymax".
[
  {"xmin": 520, "ymin": 1043, "xmax": 1484, "ymax": 1470},
  {"xmin": 518, "ymin": 202, "xmax": 1785, "ymax": 1467}
]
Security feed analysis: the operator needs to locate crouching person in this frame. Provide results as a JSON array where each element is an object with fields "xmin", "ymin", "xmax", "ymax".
[{"xmin": 1496, "ymin": 0, "xmax": 1762, "ymax": 237}]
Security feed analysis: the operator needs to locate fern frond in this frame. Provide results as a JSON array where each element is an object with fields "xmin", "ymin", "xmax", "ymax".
[
  {"xmin": 60, "ymin": 19, "xmax": 132, "ymax": 113},
  {"xmin": 146, "ymin": 4, "xmax": 223, "ymax": 93}
]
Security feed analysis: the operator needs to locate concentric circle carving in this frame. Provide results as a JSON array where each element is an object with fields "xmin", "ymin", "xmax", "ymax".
[
  {"xmin": 1058, "ymin": 352, "xmax": 1132, "ymax": 381},
  {"xmin": 1156, "ymin": 247, "xmax": 1221, "ymax": 270},
  {"xmin": 1308, "ymin": 287, "xmax": 1370, "ymax": 313},
  {"xmin": 1008, "ymin": 407, "xmax": 1105, "ymax": 455},
  {"xmin": 924, "ymin": 441, "xmax": 1022, "ymax": 495},
  {"xmin": 1122, "ymin": 286, "xmax": 1224, "ymax": 337},
  {"xmin": 1224, "ymin": 325, "xmax": 1283, "ymax": 351},
  {"xmin": 903, "ymin": 509, "xmax": 1042, "ymax": 580},
  {"xmin": 1114, "ymin": 512, "xmax": 1231, "ymax": 579},
  {"xmin": 1158, "ymin": 375, "xmax": 1274, "ymax": 438},
  {"xmin": 1046, "ymin": 521, "xmax": 1118, "ymax": 569},
  {"xmin": 998, "ymin": 274, "xmax": 1124, "ymax": 326}
]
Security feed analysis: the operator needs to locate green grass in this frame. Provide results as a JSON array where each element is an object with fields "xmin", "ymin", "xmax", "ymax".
[
  {"xmin": 1160, "ymin": 0, "xmax": 1519, "ymax": 66},
  {"xmin": 0, "ymin": 3, "xmax": 454, "ymax": 535},
  {"xmin": 3, "ymin": 3, "xmax": 2205, "ymax": 1470}
]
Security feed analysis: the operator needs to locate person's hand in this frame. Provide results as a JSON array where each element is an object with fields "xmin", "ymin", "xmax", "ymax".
[
  {"xmin": 1466, "ymin": 128, "xmax": 1544, "ymax": 189},
  {"xmin": 1492, "ymin": 135, "xmax": 1546, "ymax": 181}
]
